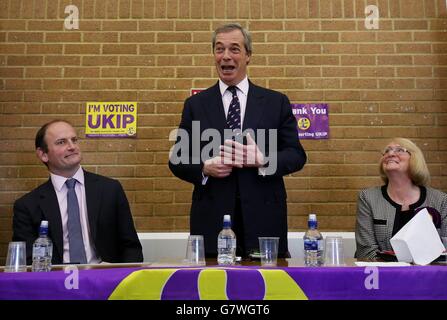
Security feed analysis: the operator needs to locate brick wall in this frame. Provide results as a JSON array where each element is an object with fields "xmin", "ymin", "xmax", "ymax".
[{"xmin": 1, "ymin": 0, "xmax": 446, "ymax": 262}]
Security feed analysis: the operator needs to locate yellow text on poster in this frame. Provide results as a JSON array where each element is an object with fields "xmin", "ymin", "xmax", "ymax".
[{"xmin": 85, "ymin": 102, "xmax": 137, "ymax": 138}]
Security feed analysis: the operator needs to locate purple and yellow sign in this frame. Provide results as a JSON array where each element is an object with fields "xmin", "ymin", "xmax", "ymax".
[
  {"xmin": 86, "ymin": 102, "xmax": 137, "ymax": 138},
  {"xmin": 2, "ymin": 265, "xmax": 447, "ymax": 300},
  {"xmin": 292, "ymin": 104, "xmax": 329, "ymax": 140}
]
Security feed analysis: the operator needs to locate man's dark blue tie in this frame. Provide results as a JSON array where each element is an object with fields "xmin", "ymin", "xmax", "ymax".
[
  {"xmin": 65, "ymin": 178, "xmax": 87, "ymax": 264},
  {"xmin": 227, "ymin": 86, "xmax": 241, "ymax": 131}
]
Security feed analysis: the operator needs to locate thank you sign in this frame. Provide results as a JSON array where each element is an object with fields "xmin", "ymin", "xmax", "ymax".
[{"xmin": 292, "ymin": 104, "xmax": 329, "ymax": 140}]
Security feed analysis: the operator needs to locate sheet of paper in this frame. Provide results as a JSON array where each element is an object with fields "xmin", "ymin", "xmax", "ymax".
[
  {"xmin": 355, "ymin": 262, "xmax": 411, "ymax": 267},
  {"xmin": 390, "ymin": 209, "xmax": 445, "ymax": 265}
]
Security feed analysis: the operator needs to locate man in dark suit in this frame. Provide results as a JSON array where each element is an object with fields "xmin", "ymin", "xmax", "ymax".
[
  {"xmin": 13, "ymin": 120, "xmax": 143, "ymax": 264},
  {"xmin": 169, "ymin": 23, "xmax": 307, "ymax": 258}
]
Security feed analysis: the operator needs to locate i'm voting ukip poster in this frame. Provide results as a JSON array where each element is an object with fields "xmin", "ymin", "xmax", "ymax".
[{"xmin": 85, "ymin": 102, "xmax": 137, "ymax": 138}]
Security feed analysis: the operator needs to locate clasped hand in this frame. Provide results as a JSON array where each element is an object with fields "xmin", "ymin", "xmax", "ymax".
[{"xmin": 203, "ymin": 133, "xmax": 265, "ymax": 178}]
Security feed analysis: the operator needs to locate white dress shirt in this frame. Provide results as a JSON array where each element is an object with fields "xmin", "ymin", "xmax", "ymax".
[
  {"xmin": 202, "ymin": 77, "xmax": 262, "ymax": 184},
  {"xmin": 50, "ymin": 166, "xmax": 100, "ymax": 264},
  {"xmin": 220, "ymin": 77, "xmax": 266, "ymax": 176},
  {"xmin": 219, "ymin": 76, "xmax": 249, "ymax": 129}
]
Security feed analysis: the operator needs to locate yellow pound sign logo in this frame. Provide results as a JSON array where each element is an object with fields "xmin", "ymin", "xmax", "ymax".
[
  {"xmin": 127, "ymin": 127, "xmax": 136, "ymax": 136},
  {"xmin": 297, "ymin": 118, "xmax": 311, "ymax": 131}
]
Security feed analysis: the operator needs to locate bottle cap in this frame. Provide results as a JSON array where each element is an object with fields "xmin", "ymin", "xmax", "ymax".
[
  {"xmin": 40, "ymin": 220, "xmax": 49, "ymax": 228},
  {"xmin": 309, "ymin": 214, "xmax": 316, "ymax": 221},
  {"xmin": 223, "ymin": 215, "xmax": 231, "ymax": 222}
]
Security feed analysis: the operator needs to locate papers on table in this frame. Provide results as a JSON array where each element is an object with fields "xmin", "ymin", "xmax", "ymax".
[
  {"xmin": 390, "ymin": 208, "xmax": 445, "ymax": 266},
  {"xmin": 354, "ymin": 262, "xmax": 411, "ymax": 267}
]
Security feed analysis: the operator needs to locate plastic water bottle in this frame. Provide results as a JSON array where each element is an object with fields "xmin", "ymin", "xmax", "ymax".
[
  {"xmin": 303, "ymin": 214, "xmax": 323, "ymax": 267},
  {"xmin": 32, "ymin": 220, "xmax": 53, "ymax": 272},
  {"xmin": 217, "ymin": 215, "xmax": 236, "ymax": 265}
]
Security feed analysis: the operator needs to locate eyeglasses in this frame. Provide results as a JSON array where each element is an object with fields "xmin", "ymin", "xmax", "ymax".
[{"xmin": 381, "ymin": 146, "xmax": 411, "ymax": 156}]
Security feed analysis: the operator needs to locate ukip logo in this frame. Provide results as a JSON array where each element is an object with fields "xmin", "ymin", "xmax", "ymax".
[{"xmin": 297, "ymin": 118, "xmax": 311, "ymax": 131}]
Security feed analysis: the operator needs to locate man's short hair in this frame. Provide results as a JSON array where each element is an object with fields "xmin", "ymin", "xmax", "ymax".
[
  {"xmin": 212, "ymin": 23, "xmax": 252, "ymax": 55},
  {"xmin": 35, "ymin": 119, "xmax": 74, "ymax": 152}
]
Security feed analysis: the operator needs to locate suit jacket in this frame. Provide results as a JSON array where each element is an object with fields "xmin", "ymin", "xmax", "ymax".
[
  {"xmin": 355, "ymin": 185, "xmax": 447, "ymax": 259},
  {"xmin": 169, "ymin": 81, "xmax": 307, "ymax": 256},
  {"xmin": 13, "ymin": 170, "xmax": 143, "ymax": 264}
]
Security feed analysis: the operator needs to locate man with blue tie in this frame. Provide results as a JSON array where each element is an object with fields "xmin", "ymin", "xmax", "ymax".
[
  {"xmin": 12, "ymin": 120, "xmax": 143, "ymax": 264},
  {"xmin": 169, "ymin": 23, "xmax": 307, "ymax": 258}
]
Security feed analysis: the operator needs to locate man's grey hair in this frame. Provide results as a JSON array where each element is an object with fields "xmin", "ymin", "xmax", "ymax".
[{"xmin": 212, "ymin": 23, "xmax": 252, "ymax": 55}]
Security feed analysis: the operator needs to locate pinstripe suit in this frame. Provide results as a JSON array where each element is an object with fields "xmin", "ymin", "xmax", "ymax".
[
  {"xmin": 169, "ymin": 81, "xmax": 306, "ymax": 256},
  {"xmin": 355, "ymin": 185, "xmax": 447, "ymax": 259}
]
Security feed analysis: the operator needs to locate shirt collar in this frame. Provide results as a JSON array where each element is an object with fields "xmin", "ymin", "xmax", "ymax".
[
  {"xmin": 50, "ymin": 166, "xmax": 85, "ymax": 192},
  {"xmin": 219, "ymin": 76, "xmax": 249, "ymax": 97}
]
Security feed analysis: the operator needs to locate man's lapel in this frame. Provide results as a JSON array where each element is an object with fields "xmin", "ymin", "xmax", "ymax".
[
  {"xmin": 243, "ymin": 81, "xmax": 266, "ymax": 131},
  {"xmin": 38, "ymin": 180, "xmax": 64, "ymax": 260},
  {"xmin": 84, "ymin": 170, "xmax": 100, "ymax": 240},
  {"xmin": 204, "ymin": 82, "xmax": 227, "ymax": 136}
]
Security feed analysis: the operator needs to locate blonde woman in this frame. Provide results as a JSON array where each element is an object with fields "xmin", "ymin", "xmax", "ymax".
[{"xmin": 355, "ymin": 138, "xmax": 447, "ymax": 260}]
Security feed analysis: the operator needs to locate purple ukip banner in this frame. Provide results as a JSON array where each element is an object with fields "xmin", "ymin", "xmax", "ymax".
[
  {"xmin": 2, "ymin": 265, "xmax": 447, "ymax": 300},
  {"xmin": 291, "ymin": 104, "xmax": 329, "ymax": 140}
]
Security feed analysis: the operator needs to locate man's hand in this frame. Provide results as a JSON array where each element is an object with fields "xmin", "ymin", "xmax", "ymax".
[
  {"xmin": 220, "ymin": 138, "xmax": 244, "ymax": 168},
  {"xmin": 220, "ymin": 133, "xmax": 265, "ymax": 168},
  {"xmin": 203, "ymin": 156, "xmax": 233, "ymax": 178}
]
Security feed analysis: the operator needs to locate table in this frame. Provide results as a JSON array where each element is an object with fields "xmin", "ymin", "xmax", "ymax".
[{"xmin": 1, "ymin": 259, "xmax": 447, "ymax": 300}]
